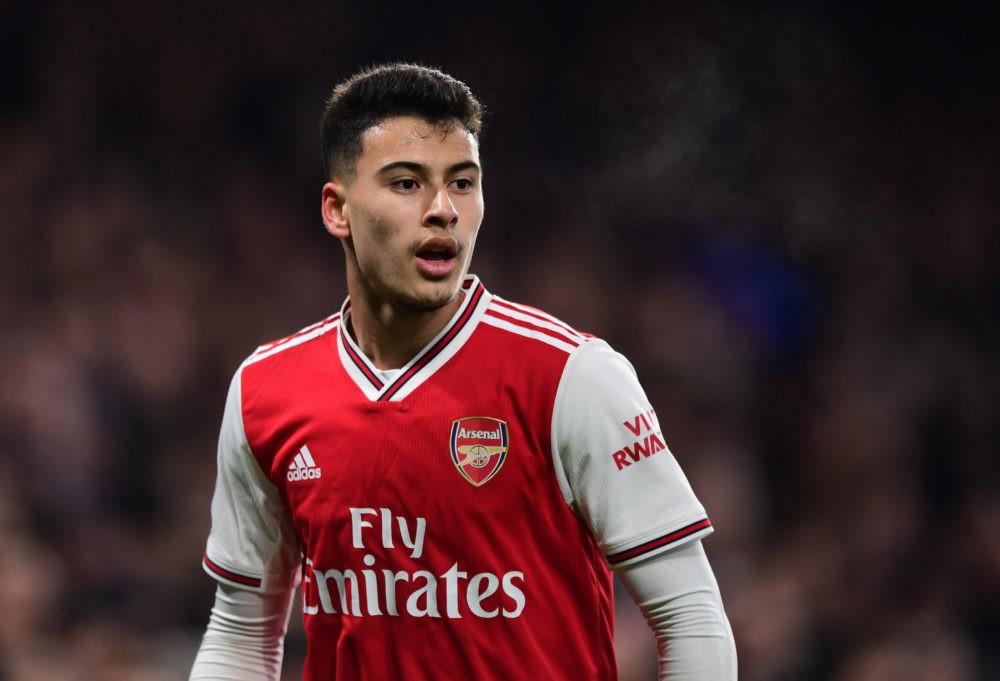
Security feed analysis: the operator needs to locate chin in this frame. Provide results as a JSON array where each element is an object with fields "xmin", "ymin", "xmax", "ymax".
[{"xmin": 402, "ymin": 282, "xmax": 462, "ymax": 312}]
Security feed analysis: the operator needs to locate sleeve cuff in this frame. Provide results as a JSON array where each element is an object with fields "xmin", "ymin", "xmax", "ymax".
[
  {"xmin": 202, "ymin": 554, "xmax": 264, "ymax": 589},
  {"xmin": 606, "ymin": 518, "xmax": 713, "ymax": 567}
]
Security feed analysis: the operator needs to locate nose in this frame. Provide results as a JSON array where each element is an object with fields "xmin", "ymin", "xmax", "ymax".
[{"xmin": 424, "ymin": 188, "xmax": 458, "ymax": 229}]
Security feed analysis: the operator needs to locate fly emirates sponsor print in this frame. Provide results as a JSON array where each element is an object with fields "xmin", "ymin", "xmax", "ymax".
[{"xmin": 302, "ymin": 507, "xmax": 526, "ymax": 620}]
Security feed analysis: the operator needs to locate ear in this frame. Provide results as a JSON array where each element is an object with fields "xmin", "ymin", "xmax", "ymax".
[{"xmin": 321, "ymin": 181, "xmax": 350, "ymax": 238}]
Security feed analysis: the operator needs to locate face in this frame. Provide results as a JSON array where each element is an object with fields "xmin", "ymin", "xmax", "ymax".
[{"xmin": 322, "ymin": 116, "xmax": 484, "ymax": 315}]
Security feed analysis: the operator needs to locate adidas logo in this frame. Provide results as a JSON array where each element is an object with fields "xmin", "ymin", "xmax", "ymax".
[{"xmin": 287, "ymin": 445, "xmax": 322, "ymax": 482}]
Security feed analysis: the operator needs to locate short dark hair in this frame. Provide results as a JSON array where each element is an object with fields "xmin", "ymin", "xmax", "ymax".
[{"xmin": 320, "ymin": 63, "xmax": 484, "ymax": 180}]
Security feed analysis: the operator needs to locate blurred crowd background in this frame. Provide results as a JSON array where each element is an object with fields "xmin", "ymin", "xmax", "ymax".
[{"xmin": 0, "ymin": 1, "xmax": 996, "ymax": 679}]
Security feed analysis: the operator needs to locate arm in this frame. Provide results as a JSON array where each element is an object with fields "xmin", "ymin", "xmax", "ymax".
[
  {"xmin": 616, "ymin": 540, "xmax": 737, "ymax": 680},
  {"xmin": 550, "ymin": 340, "xmax": 735, "ymax": 678},
  {"xmin": 189, "ymin": 584, "xmax": 295, "ymax": 681},
  {"xmin": 191, "ymin": 366, "xmax": 303, "ymax": 679}
]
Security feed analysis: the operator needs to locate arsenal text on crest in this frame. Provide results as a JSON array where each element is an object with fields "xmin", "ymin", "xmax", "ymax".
[{"xmin": 450, "ymin": 417, "xmax": 509, "ymax": 487}]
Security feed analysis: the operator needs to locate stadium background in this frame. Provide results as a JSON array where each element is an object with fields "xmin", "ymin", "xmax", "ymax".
[{"xmin": 0, "ymin": 1, "xmax": 996, "ymax": 679}]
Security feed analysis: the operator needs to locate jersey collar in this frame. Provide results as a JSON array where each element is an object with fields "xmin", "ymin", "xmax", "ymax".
[{"xmin": 337, "ymin": 276, "xmax": 490, "ymax": 401}]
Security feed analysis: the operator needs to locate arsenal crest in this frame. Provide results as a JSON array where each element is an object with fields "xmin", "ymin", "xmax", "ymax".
[{"xmin": 450, "ymin": 417, "xmax": 508, "ymax": 486}]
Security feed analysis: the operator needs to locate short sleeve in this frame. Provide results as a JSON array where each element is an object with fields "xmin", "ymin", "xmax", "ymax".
[
  {"xmin": 550, "ymin": 340, "xmax": 712, "ymax": 568},
  {"xmin": 202, "ymin": 368, "xmax": 302, "ymax": 593}
]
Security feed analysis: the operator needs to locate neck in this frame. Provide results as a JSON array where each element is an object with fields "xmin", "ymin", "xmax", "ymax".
[{"xmin": 347, "ymin": 289, "xmax": 465, "ymax": 370}]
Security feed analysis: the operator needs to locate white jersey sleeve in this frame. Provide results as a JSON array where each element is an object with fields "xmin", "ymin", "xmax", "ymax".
[
  {"xmin": 551, "ymin": 340, "xmax": 712, "ymax": 567},
  {"xmin": 202, "ymin": 368, "xmax": 302, "ymax": 593}
]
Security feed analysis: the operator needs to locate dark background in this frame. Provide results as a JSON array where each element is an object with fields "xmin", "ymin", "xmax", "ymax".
[{"xmin": 0, "ymin": 1, "xmax": 996, "ymax": 679}]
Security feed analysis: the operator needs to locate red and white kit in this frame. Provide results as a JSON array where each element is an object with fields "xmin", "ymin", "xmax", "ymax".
[{"xmin": 202, "ymin": 276, "xmax": 712, "ymax": 680}]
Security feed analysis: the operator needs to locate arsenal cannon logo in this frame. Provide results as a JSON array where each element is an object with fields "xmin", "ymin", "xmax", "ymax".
[{"xmin": 450, "ymin": 417, "xmax": 509, "ymax": 486}]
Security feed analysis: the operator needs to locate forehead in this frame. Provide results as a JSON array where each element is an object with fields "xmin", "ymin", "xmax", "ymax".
[{"xmin": 358, "ymin": 116, "xmax": 480, "ymax": 168}]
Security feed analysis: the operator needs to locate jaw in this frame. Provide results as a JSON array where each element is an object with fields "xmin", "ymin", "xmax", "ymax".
[
  {"xmin": 344, "ymin": 224, "xmax": 478, "ymax": 317},
  {"xmin": 395, "ymin": 267, "xmax": 469, "ymax": 313},
  {"xmin": 346, "ymin": 256, "xmax": 467, "ymax": 317}
]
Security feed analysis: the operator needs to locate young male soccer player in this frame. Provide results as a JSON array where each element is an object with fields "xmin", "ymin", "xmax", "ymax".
[{"xmin": 189, "ymin": 63, "xmax": 737, "ymax": 680}]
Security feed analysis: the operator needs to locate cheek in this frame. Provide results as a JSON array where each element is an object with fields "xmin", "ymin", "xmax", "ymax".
[
  {"xmin": 351, "ymin": 205, "xmax": 390, "ymax": 250},
  {"xmin": 353, "ymin": 211, "xmax": 410, "ymax": 275},
  {"xmin": 353, "ymin": 201, "xmax": 405, "ymax": 245},
  {"xmin": 461, "ymin": 197, "xmax": 485, "ymax": 235},
  {"xmin": 368, "ymin": 214, "xmax": 395, "ymax": 246},
  {"xmin": 460, "ymin": 204, "xmax": 484, "ymax": 250}
]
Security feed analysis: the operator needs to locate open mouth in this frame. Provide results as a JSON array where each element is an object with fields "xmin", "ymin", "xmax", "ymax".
[
  {"xmin": 415, "ymin": 239, "xmax": 459, "ymax": 277},
  {"xmin": 416, "ymin": 238, "xmax": 458, "ymax": 261},
  {"xmin": 418, "ymin": 248, "xmax": 453, "ymax": 261}
]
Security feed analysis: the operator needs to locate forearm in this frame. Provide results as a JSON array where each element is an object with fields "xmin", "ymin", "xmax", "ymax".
[
  {"xmin": 189, "ymin": 583, "xmax": 295, "ymax": 681},
  {"xmin": 616, "ymin": 540, "xmax": 737, "ymax": 680},
  {"xmin": 649, "ymin": 587, "xmax": 737, "ymax": 680}
]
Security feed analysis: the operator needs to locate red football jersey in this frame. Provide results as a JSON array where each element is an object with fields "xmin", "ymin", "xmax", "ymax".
[{"xmin": 202, "ymin": 276, "xmax": 712, "ymax": 680}]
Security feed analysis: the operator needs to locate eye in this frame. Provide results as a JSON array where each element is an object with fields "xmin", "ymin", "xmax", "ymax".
[
  {"xmin": 393, "ymin": 178, "xmax": 420, "ymax": 191},
  {"xmin": 451, "ymin": 178, "xmax": 474, "ymax": 191}
]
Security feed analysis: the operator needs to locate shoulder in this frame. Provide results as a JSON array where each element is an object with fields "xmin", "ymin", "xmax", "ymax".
[
  {"xmin": 232, "ymin": 312, "xmax": 344, "ymax": 404},
  {"xmin": 240, "ymin": 312, "xmax": 343, "ymax": 373},
  {"xmin": 231, "ymin": 312, "xmax": 346, "ymax": 433},
  {"xmin": 480, "ymin": 295, "xmax": 597, "ymax": 356}
]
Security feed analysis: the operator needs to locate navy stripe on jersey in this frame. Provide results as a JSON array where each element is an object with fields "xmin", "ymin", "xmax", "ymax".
[
  {"xmin": 337, "ymin": 278, "xmax": 484, "ymax": 400},
  {"xmin": 339, "ymin": 304, "xmax": 385, "ymax": 390},
  {"xmin": 203, "ymin": 554, "xmax": 263, "ymax": 588},
  {"xmin": 605, "ymin": 518, "xmax": 712, "ymax": 565},
  {"xmin": 380, "ymin": 279, "xmax": 484, "ymax": 401}
]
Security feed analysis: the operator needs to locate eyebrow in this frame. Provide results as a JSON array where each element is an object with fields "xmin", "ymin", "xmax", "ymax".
[{"xmin": 377, "ymin": 160, "xmax": 482, "ymax": 176}]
